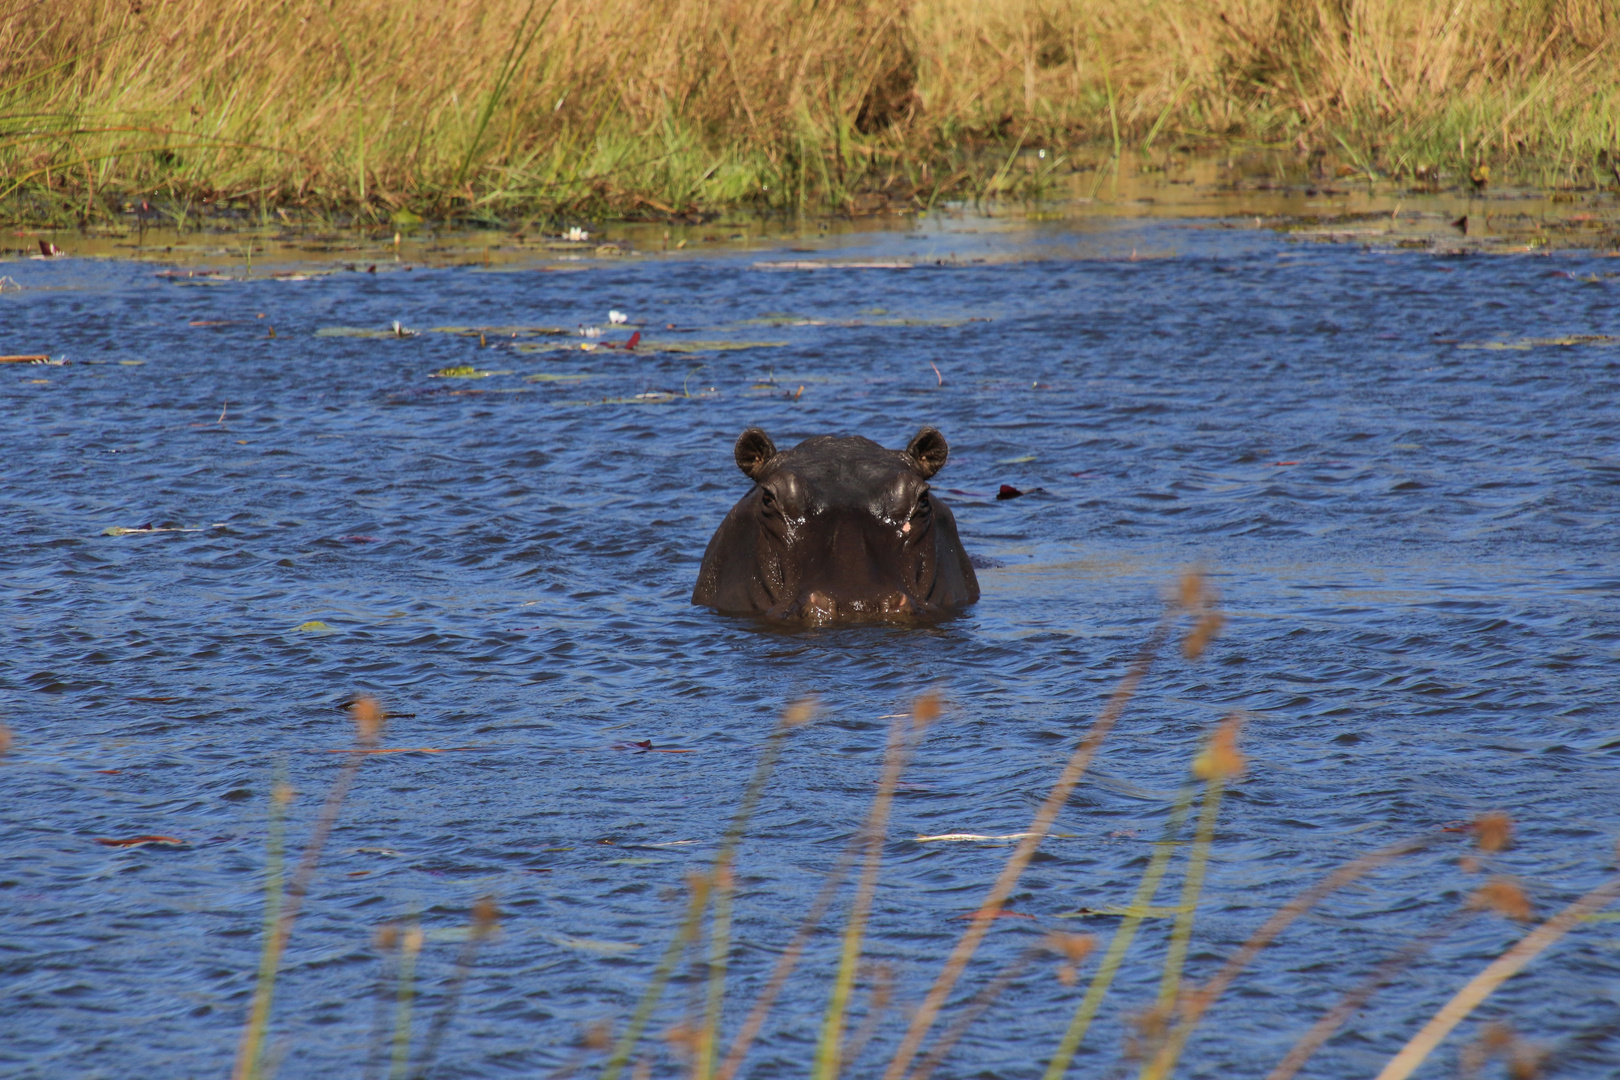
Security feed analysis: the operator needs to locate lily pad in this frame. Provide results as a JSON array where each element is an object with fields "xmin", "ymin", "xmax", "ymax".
[
  {"xmin": 427, "ymin": 325, "xmax": 571, "ymax": 338},
  {"xmin": 513, "ymin": 339, "xmax": 784, "ymax": 356},
  {"xmin": 1458, "ymin": 334, "xmax": 1617, "ymax": 350},
  {"xmin": 543, "ymin": 933, "xmax": 639, "ymax": 956},
  {"xmin": 294, "ymin": 620, "xmax": 334, "ymax": 632},
  {"xmin": 430, "ymin": 366, "xmax": 511, "ymax": 379}
]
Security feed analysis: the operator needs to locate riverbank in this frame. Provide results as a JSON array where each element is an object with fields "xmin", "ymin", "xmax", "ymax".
[
  {"xmin": 4, "ymin": 0, "xmax": 1617, "ymax": 226},
  {"xmin": 8, "ymin": 153, "xmax": 1620, "ymax": 270}
]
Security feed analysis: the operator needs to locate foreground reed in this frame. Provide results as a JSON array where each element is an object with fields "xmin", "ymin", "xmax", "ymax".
[
  {"xmin": 3, "ymin": 0, "xmax": 1616, "ymax": 223},
  {"xmin": 233, "ymin": 697, "xmax": 385, "ymax": 1080},
  {"xmin": 218, "ymin": 576, "xmax": 1619, "ymax": 1078}
]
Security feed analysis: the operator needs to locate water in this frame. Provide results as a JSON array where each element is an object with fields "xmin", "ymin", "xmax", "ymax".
[{"xmin": 3, "ymin": 215, "xmax": 1619, "ymax": 1079}]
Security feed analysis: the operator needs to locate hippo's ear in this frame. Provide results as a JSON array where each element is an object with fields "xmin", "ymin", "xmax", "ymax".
[
  {"xmin": 734, "ymin": 427, "xmax": 777, "ymax": 481},
  {"xmin": 905, "ymin": 426, "xmax": 949, "ymax": 478}
]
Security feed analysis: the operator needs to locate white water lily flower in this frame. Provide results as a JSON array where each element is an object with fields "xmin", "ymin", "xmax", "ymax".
[
  {"xmin": 608, "ymin": 310, "xmax": 628, "ymax": 325},
  {"xmin": 565, "ymin": 227, "xmax": 589, "ymax": 242},
  {"xmin": 579, "ymin": 325, "xmax": 602, "ymax": 338}
]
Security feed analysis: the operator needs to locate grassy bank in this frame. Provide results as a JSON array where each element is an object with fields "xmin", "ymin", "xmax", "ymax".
[{"xmin": 2, "ymin": 0, "xmax": 1617, "ymax": 225}]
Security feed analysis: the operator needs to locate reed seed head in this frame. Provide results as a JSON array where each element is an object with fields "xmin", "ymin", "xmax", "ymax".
[
  {"xmin": 350, "ymin": 696, "xmax": 385, "ymax": 745},
  {"xmin": 402, "ymin": 924, "xmax": 424, "ymax": 957},
  {"xmin": 373, "ymin": 922, "xmax": 401, "ymax": 951},
  {"xmin": 1044, "ymin": 931, "xmax": 1096, "ymax": 986},
  {"xmin": 662, "ymin": 1021, "xmax": 699, "ymax": 1057},
  {"xmin": 781, "ymin": 697, "xmax": 818, "ymax": 729},
  {"xmin": 0, "ymin": 722, "xmax": 12, "ymax": 758},
  {"xmin": 1193, "ymin": 716, "xmax": 1246, "ymax": 781},
  {"xmin": 1125, "ymin": 1003, "xmax": 1173, "ymax": 1061},
  {"xmin": 1468, "ymin": 877, "xmax": 1533, "ymax": 922},
  {"xmin": 1474, "ymin": 812, "xmax": 1513, "ymax": 852},
  {"xmin": 272, "ymin": 781, "xmax": 294, "ymax": 807},
  {"xmin": 471, "ymin": 894, "xmax": 500, "ymax": 939},
  {"xmin": 684, "ymin": 870, "xmax": 713, "ymax": 904},
  {"xmin": 1183, "ymin": 610, "xmax": 1225, "ymax": 660},
  {"xmin": 911, "ymin": 690, "xmax": 942, "ymax": 732},
  {"xmin": 1178, "ymin": 570, "xmax": 1207, "ymax": 611},
  {"xmin": 582, "ymin": 1020, "xmax": 613, "ymax": 1052}
]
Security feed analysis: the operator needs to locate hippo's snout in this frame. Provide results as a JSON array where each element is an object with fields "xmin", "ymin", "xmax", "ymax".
[{"xmin": 768, "ymin": 588, "xmax": 921, "ymax": 626}]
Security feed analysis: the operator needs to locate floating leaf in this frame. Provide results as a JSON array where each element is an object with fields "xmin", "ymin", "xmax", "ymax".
[
  {"xmin": 314, "ymin": 325, "xmax": 418, "ymax": 339},
  {"xmin": 513, "ymin": 339, "xmax": 784, "ymax": 356},
  {"xmin": 294, "ymin": 620, "xmax": 334, "ymax": 632},
  {"xmin": 430, "ymin": 366, "xmax": 510, "ymax": 379},
  {"xmin": 753, "ymin": 260, "xmax": 913, "ymax": 270},
  {"xmin": 543, "ymin": 933, "xmax": 639, "ymax": 956},
  {"xmin": 103, "ymin": 524, "xmax": 223, "ymax": 536},
  {"xmin": 427, "ymin": 325, "xmax": 570, "ymax": 338},
  {"xmin": 96, "ymin": 835, "xmax": 187, "ymax": 849},
  {"xmin": 523, "ymin": 372, "xmax": 590, "ymax": 382},
  {"xmin": 1458, "ymin": 334, "xmax": 1618, "ymax": 350}
]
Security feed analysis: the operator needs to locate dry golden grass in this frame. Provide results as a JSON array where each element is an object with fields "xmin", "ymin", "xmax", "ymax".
[{"xmin": 2, "ymin": 0, "xmax": 1616, "ymax": 220}]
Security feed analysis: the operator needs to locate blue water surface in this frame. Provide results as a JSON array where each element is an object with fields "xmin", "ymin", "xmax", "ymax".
[{"xmin": 3, "ymin": 216, "xmax": 1619, "ymax": 1079}]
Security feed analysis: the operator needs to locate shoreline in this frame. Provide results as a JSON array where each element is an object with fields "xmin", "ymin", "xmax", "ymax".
[{"xmin": 7, "ymin": 154, "xmax": 1619, "ymax": 269}]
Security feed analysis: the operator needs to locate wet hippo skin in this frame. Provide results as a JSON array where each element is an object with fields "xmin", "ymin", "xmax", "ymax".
[{"xmin": 692, "ymin": 426, "xmax": 980, "ymax": 624}]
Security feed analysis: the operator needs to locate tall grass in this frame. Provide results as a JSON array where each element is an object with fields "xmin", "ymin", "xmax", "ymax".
[{"xmin": 2, "ymin": 0, "xmax": 1616, "ymax": 222}]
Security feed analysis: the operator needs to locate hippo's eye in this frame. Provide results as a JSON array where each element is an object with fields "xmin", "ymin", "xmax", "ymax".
[
  {"xmin": 912, "ymin": 490, "xmax": 932, "ymax": 517},
  {"xmin": 761, "ymin": 488, "xmax": 778, "ymax": 511}
]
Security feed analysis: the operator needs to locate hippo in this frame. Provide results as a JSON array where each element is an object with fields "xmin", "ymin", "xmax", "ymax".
[{"xmin": 692, "ymin": 426, "xmax": 980, "ymax": 624}]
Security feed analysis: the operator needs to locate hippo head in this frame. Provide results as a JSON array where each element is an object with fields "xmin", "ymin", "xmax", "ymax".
[{"xmin": 692, "ymin": 427, "xmax": 980, "ymax": 625}]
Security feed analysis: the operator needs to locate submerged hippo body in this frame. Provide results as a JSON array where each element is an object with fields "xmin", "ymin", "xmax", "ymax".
[{"xmin": 693, "ymin": 427, "xmax": 980, "ymax": 624}]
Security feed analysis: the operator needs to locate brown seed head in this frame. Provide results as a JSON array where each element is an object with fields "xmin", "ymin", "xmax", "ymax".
[
  {"xmin": 1193, "ymin": 716, "xmax": 1246, "ymax": 781},
  {"xmin": 272, "ymin": 781, "xmax": 295, "ymax": 808},
  {"xmin": 684, "ymin": 871, "xmax": 712, "ymax": 904},
  {"xmin": 350, "ymin": 697, "xmax": 385, "ymax": 745},
  {"xmin": 1044, "ymin": 931, "xmax": 1097, "ymax": 963},
  {"xmin": 1474, "ymin": 812, "xmax": 1513, "ymax": 853},
  {"xmin": 402, "ymin": 924, "xmax": 424, "ymax": 956},
  {"xmin": 781, "ymin": 697, "xmax": 818, "ymax": 730},
  {"xmin": 1184, "ymin": 610, "xmax": 1225, "ymax": 660},
  {"xmin": 1468, "ymin": 877, "xmax": 1533, "ymax": 922},
  {"xmin": 663, "ymin": 1021, "xmax": 698, "ymax": 1055},
  {"xmin": 1045, "ymin": 931, "xmax": 1096, "ymax": 986},
  {"xmin": 1178, "ymin": 571, "xmax": 1207, "ymax": 611},
  {"xmin": 373, "ymin": 922, "xmax": 401, "ymax": 951},
  {"xmin": 0, "ymin": 722, "xmax": 12, "ymax": 758},
  {"xmin": 911, "ymin": 690, "xmax": 942, "ymax": 732},
  {"xmin": 1480, "ymin": 1020, "xmax": 1517, "ymax": 1054},
  {"xmin": 582, "ymin": 1020, "xmax": 613, "ymax": 1052},
  {"xmin": 1125, "ymin": 1003, "xmax": 1173, "ymax": 1061},
  {"xmin": 1509, "ymin": 1042, "xmax": 1548, "ymax": 1080},
  {"xmin": 471, "ymin": 895, "xmax": 500, "ymax": 938}
]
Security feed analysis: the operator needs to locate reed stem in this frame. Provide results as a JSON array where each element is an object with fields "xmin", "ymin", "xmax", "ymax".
[
  {"xmin": 1374, "ymin": 872, "xmax": 1620, "ymax": 1080},
  {"xmin": 1043, "ymin": 784, "xmax": 1196, "ymax": 1080},
  {"xmin": 1138, "ymin": 833, "xmax": 1440, "ymax": 1080},
  {"xmin": 813, "ymin": 711, "xmax": 911, "ymax": 1080},
  {"xmin": 883, "ymin": 617, "xmax": 1173, "ymax": 1080}
]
